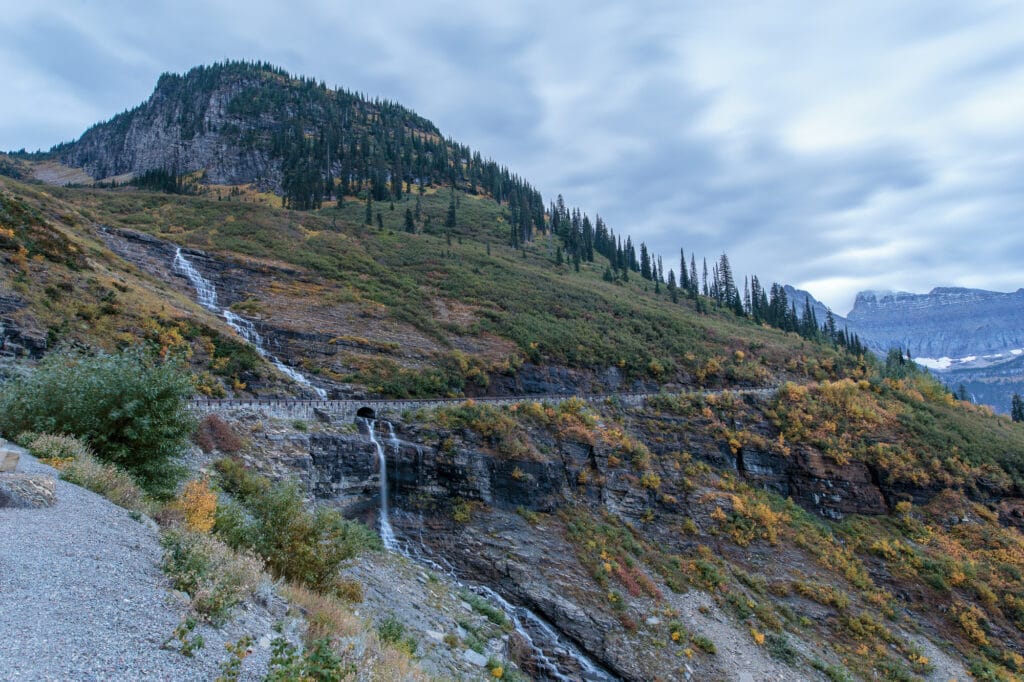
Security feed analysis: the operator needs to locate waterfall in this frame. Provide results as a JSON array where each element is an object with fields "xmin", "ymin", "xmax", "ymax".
[
  {"xmin": 360, "ymin": 417, "xmax": 398, "ymax": 551},
  {"xmin": 173, "ymin": 248, "xmax": 218, "ymax": 310},
  {"xmin": 172, "ymin": 247, "xmax": 327, "ymax": 398},
  {"xmin": 359, "ymin": 420, "xmax": 618, "ymax": 681},
  {"xmin": 470, "ymin": 585, "xmax": 616, "ymax": 682}
]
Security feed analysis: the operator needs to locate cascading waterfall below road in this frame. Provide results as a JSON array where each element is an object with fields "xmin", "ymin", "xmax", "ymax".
[
  {"xmin": 360, "ymin": 417, "xmax": 398, "ymax": 551},
  {"xmin": 172, "ymin": 247, "xmax": 326, "ymax": 398},
  {"xmin": 472, "ymin": 585, "xmax": 616, "ymax": 682},
  {"xmin": 358, "ymin": 421, "xmax": 618, "ymax": 681}
]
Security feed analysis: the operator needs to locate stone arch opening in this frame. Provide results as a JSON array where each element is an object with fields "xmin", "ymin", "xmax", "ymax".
[{"xmin": 356, "ymin": 406, "xmax": 376, "ymax": 420}]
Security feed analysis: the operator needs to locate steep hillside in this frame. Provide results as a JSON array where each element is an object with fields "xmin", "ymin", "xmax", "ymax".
[
  {"xmin": 0, "ymin": 174, "xmax": 861, "ymax": 401},
  {"xmin": 211, "ymin": 365, "xmax": 1024, "ymax": 681}
]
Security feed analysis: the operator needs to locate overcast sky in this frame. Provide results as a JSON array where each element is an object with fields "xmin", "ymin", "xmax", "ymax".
[{"xmin": 3, "ymin": 1, "xmax": 1023, "ymax": 314}]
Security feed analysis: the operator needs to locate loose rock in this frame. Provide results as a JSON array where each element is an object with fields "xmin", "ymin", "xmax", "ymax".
[{"xmin": 0, "ymin": 473, "xmax": 56, "ymax": 508}]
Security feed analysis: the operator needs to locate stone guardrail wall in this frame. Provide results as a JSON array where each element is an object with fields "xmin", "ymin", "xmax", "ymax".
[{"xmin": 189, "ymin": 387, "xmax": 777, "ymax": 422}]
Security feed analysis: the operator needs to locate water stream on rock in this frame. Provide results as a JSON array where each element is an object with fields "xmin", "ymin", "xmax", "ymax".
[
  {"xmin": 359, "ymin": 417, "xmax": 398, "ymax": 552},
  {"xmin": 358, "ymin": 418, "xmax": 618, "ymax": 681},
  {"xmin": 472, "ymin": 584, "xmax": 615, "ymax": 682},
  {"xmin": 172, "ymin": 248, "xmax": 327, "ymax": 398}
]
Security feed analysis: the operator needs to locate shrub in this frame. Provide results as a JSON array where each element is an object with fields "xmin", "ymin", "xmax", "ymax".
[
  {"xmin": 214, "ymin": 457, "xmax": 270, "ymax": 501},
  {"xmin": 194, "ymin": 414, "xmax": 243, "ymax": 454},
  {"xmin": 62, "ymin": 451, "xmax": 154, "ymax": 514},
  {"xmin": 266, "ymin": 637, "xmax": 350, "ymax": 682},
  {"xmin": 460, "ymin": 590, "xmax": 507, "ymax": 627},
  {"xmin": 213, "ymin": 462, "xmax": 380, "ymax": 593},
  {"xmin": 24, "ymin": 433, "xmax": 91, "ymax": 468},
  {"xmin": 281, "ymin": 583, "xmax": 364, "ymax": 643},
  {"xmin": 161, "ymin": 529, "xmax": 263, "ymax": 624},
  {"xmin": 766, "ymin": 633, "xmax": 798, "ymax": 664},
  {"xmin": 176, "ymin": 476, "xmax": 217, "ymax": 532},
  {"xmin": 0, "ymin": 348, "xmax": 196, "ymax": 496}
]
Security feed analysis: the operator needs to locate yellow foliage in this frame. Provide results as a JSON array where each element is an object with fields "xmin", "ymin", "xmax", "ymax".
[
  {"xmin": 177, "ymin": 476, "xmax": 217, "ymax": 533},
  {"xmin": 954, "ymin": 603, "xmax": 988, "ymax": 646},
  {"xmin": 750, "ymin": 627, "xmax": 765, "ymax": 645},
  {"xmin": 640, "ymin": 471, "xmax": 661, "ymax": 489}
]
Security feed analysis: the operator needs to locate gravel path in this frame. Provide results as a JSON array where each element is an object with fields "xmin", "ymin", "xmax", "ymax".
[{"xmin": 0, "ymin": 447, "xmax": 289, "ymax": 681}]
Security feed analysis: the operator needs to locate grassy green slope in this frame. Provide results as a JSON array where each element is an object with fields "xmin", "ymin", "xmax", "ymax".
[{"xmin": 26, "ymin": 178, "xmax": 862, "ymax": 393}]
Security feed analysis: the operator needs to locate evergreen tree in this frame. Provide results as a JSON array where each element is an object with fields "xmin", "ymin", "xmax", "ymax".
[
  {"xmin": 640, "ymin": 243, "xmax": 652, "ymax": 280},
  {"xmin": 445, "ymin": 192, "xmax": 457, "ymax": 228},
  {"xmin": 1012, "ymin": 393, "xmax": 1024, "ymax": 422},
  {"xmin": 404, "ymin": 208, "xmax": 415, "ymax": 232},
  {"xmin": 689, "ymin": 254, "xmax": 698, "ymax": 297},
  {"xmin": 667, "ymin": 269, "xmax": 678, "ymax": 303},
  {"xmin": 556, "ymin": 245, "xmax": 563, "ymax": 266},
  {"xmin": 376, "ymin": 211, "xmax": 383, "ymax": 228},
  {"xmin": 364, "ymin": 195, "xmax": 373, "ymax": 225}
]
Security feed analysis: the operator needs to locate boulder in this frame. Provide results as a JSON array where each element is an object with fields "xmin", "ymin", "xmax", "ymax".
[
  {"xmin": 462, "ymin": 648, "xmax": 489, "ymax": 667},
  {"xmin": 0, "ymin": 473, "xmax": 56, "ymax": 508},
  {"xmin": 0, "ymin": 445, "xmax": 19, "ymax": 472}
]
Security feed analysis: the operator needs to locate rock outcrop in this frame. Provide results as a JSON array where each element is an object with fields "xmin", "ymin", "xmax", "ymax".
[
  {"xmin": 0, "ymin": 444, "xmax": 20, "ymax": 473},
  {"xmin": 56, "ymin": 62, "xmax": 440, "ymax": 192},
  {"xmin": 0, "ymin": 294, "xmax": 47, "ymax": 359},
  {"xmin": 0, "ymin": 474, "xmax": 56, "ymax": 508}
]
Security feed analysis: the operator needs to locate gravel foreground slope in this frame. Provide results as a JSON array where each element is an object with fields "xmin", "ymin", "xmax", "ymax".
[{"xmin": 0, "ymin": 449, "xmax": 286, "ymax": 681}]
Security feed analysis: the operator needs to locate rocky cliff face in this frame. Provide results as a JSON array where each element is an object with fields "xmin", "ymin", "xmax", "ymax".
[
  {"xmin": 62, "ymin": 73, "xmax": 277, "ymax": 186},
  {"xmin": 846, "ymin": 287, "xmax": 1024, "ymax": 358},
  {"xmin": 54, "ymin": 62, "xmax": 440, "ymax": 196},
  {"xmin": 0, "ymin": 293, "xmax": 47, "ymax": 360}
]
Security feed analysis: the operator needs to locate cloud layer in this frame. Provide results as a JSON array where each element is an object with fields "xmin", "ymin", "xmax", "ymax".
[{"xmin": 3, "ymin": 0, "xmax": 1023, "ymax": 313}]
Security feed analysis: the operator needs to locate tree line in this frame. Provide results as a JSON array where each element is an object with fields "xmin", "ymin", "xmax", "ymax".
[{"xmin": 541, "ymin": 193, "xmax": 865, "ymax": 354}]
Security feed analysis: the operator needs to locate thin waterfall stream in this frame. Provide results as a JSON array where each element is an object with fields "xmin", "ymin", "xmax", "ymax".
[
  {"xmin": 359, "ymin": 417, "xmax": 398, "ymax": 552},
  {"xmin": 172, "ymin": 247, "xmax": 326, "ymax": 398},
  {"xmin": 359, "ymin": 417, "xmax": 618, "ymax": 682}
]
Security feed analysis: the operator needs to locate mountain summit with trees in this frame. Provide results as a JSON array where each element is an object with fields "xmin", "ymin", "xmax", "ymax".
[{"xmin": 51, "ymin": 61, "xmax": 545, "ymax": 222}]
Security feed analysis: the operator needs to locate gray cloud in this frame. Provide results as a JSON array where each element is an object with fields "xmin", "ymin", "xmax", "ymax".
[{"xmin": 2, "ymin": 1, "xmax": 1023, "ymax": 313}]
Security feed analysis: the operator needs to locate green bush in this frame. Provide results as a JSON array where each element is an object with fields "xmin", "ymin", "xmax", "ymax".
[
  {"xmin": 266, "ymin": 637, "xmax": 351, "ymax": 682},
  {"xmin": 0, "ymin": 348, "xmax": 196, "ymax": 496},
  {"xmin": 161, "ymin": 529, "xmax": 263, "ymax": 624},
  {"xmin": 213, "ymin": 460, "xmax": 381, "ymax": 593},
  {"xmin": 377, "ymin": 614, "xmax": 418, "ymax": 656}
]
